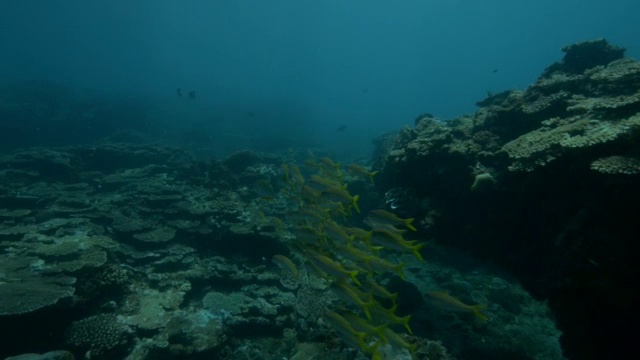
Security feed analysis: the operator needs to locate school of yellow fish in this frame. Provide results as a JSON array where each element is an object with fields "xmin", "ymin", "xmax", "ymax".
[{"xmin": 265, "ymin": 154, "xmax": 423, "ymax": 359}]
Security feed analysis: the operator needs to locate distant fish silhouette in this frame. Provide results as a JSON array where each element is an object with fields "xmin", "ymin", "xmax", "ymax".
[
  {"xmin": 336, "ymin": 125, "xmax": 347, "ymax": 132},
  {"xmin": 176, "ymin": 88, "xmax": 182, "ymax": 97},
  {"xmin": 492, "ymin": 69, "xmax": 498, "ymax": 73},
  {"xmin": 188, "ymin": 91, "xmax": 196, "ymax": 100}
]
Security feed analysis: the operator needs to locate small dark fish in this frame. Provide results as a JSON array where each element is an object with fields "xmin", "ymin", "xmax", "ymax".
[
  {"xmin": 336, "ymin": 125, "xmax": 347, "ymax": 132},
  {"xmin": 176, "ymin": 88, "xmax": 182, "ymax": 97},
  {"xmin": 492, "ymin": 69, "xmax": 498, "ymax": 73},
  {"xmin": 188, "ymin": 90, "xmax": 196, "ymax": 99}
]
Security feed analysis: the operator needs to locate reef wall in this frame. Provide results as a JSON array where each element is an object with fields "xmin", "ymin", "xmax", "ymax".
[{"xmin": 374, "ymin": 39, "xmax": 640, "ymax": 359}]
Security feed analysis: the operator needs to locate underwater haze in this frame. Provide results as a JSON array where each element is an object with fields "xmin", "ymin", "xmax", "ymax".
[
  {"xmin": 3, "ymin": 2, "xmax": 640, "ymax": 360},
  {"xmin": 1, "ymin": 0, "xmax": 639, "ymax": 157}
]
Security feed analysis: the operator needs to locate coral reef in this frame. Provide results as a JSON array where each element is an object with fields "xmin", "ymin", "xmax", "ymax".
[
  {"xmin": 405, "ymin": 245, "xmax": 564, "ymax": 360},
  {"xmin": 66, "ymin": 314, "xmax": 132, "ymax": 359},
  {"xmin": 0, "ymin": 141, "xmax": 559, "ymax": 360},
  {"xmin": 373, "ymin": 39, "xmax": 640, "ymax": 359},
  {"xmin": 4, "ymin": 351, "xmax": 75, "ymax": 360},
  {"xmin": 0, "ymin": 144, "xmax": 278, "ymax": 359},
  {"xmin": 0, "ymin": 145, "xmax": 411, "ymax": 359},
  {"xmin": 8, "ymin": 38, "xmax": 637, "ymax": 359}
]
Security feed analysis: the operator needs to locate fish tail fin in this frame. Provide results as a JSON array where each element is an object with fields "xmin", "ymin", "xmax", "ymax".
[
  {"xmin": 390, "ymin": 292, "xmax": 399, "ymax": 304},
  {"xmin": 349, "ymin": 270, "xmax": 361, "ymax": 286},
  {"xmin": 347, "ymin": 234, "xmax": 356, "ymax": 244},
  {"xmin": 472, "ymin": 304, "xmax": 489, "ymax": 321},
  {"xmin": 361, "ymin": 300, "xmax": 376, "ymax": 320},
  {"xmin": 363, "ymin": 232, "xmax": 373, "ymax": 248},
  {"xmin": 411, "ymin": 243, "xmax": 425, "ymax": 261},
  {"xmin": 404, "ymin": 218, "xmax": 417, "ymax": 231},
  {"xmin": 394, "ymin": 262, "xmax": 407, "ymax": 280},
  {"xmin": 401, "ymin": 314, "xmax": 413, "ymax": 335},
  {"xmin": 367, "ymin": 339, "xmax": 384, "ymax": 359},
  {"xmin": 368, "ymin": 170, "xmax": 379, "ymax": 184},
  {"xmin": 352, "ymin": 194, "xmax": 361, "ymax": 213}
]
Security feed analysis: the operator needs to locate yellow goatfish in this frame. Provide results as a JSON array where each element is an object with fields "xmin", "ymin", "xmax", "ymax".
[
  {"xmin": 369, "ymin": 209, "xmax": 417, "ymax": 231},
  {"xmin": 370, "ymin": 303, "xmax": 413, "ymax": 335},
  {"xmin": 380, "ymin": 327, "xmax": 417, "ymax": 354},
  {"xmin": 363, "ymin": 277, "xmax": 399, "ymax": 303},
  {"xmin": 308, "ymin": 252, "xmax": 361, "ymax": 286},
  {"xmin": 365, "ymin": 256, "xmax": 407, "ymax": 280},
  {"xmin": 322, "ymin": 186, "xmax": 360, "ymax": 213},
  {"xmin": 425, "ymin": 291, "xmax": 488, "ymax": 321},
  {"xmin": 334, "ymin": 279, "xmax": 375, "ymax": 319},
  {"xmin": 320, "ymin": 157, "xmax": 342, "ymax": 173},
  {"xmin": 323, "ymin": 311, "xmax": 375, "ymax": 355},
  {"xmin": 342, "ymin": 311, "xmax": 387, "ymax": 335},
  {"xmin": 271, "ymin": 255, "xmax": 299, "ymax": 280},
  {"xmin": 346, "ymin": 163, "xmax": 378, "ymax": 184},
  {"xmin": 369, "ymin": 228, "xmax": 424, "ymax": 261},
  {"xmin": 309, "ymin": 174, "xmax": 344, "ymax": 190}
]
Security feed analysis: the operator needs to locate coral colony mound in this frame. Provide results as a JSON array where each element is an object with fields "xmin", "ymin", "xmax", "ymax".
[{"xmin": 1, "ymin": 39, "xmax": 638, "ymax": 360}]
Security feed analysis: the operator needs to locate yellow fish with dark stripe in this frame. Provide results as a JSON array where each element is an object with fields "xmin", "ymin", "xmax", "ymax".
[
  {"xmin": 369, "ymin": 209, "xmax": 417, "ymax": 231},
  {"xmin": 346, "ymin": 163, "xmax": 378, "ymax": 184},
  {"xmin": 308, "ymin": 252, "xmax": 361, "ymax": 286},
  {"xmin": 425, "ymin": 291, "xmax": 488, "ymax": 321}
]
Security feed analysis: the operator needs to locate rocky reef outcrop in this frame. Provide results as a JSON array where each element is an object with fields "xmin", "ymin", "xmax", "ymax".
[{"xmin": 374, "ymin": 39, "xmax": 640, "ymax": 359}]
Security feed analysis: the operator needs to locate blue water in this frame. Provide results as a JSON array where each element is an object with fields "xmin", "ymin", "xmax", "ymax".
[{"xmin": 1, "ymin": 0, "xmax": 638, "ymax": 157}]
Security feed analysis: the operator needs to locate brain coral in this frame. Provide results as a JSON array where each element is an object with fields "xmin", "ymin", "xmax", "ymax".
[{"xmin": 294, "ymin": 287, "xmax": 335, "ymax": 319}]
